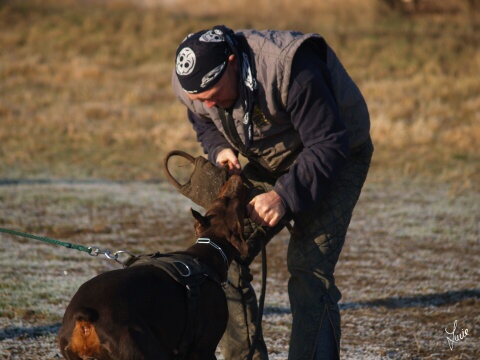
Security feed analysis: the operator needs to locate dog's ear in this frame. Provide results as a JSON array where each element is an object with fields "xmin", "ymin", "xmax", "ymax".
[
  {"xmin": 191, "ymin": 208, "xmax": 205, "ymax": 223},
  {"xmin": 225, "ymin": 198, "xmax": 248, "ymax": 256},
  {"xmin": 229, "ymin": 219, "xmax": 248, "ymax": 257},
  {"xmin": 191, "ymin": 208, "xmax": 208, "ymax": 236}
]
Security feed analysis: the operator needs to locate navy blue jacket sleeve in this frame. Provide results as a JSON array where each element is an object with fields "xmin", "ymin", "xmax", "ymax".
[
  {"xmin": 273, "ymin": 44, "xmax": 350, "ymax": 213},
  {"xmin": 187, "ymin": 109, "xmax": 232, "ymax": 164}
]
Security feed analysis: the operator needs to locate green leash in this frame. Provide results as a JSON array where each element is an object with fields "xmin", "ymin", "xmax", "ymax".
[{"xmin": 0, "ymin": 226, "xmax": 135, "ymax": 266}]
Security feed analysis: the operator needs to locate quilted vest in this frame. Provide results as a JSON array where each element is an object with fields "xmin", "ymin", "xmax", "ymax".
[{"xmin": 172, "ymin": 30, "xmax": 370, "ymax": 174}]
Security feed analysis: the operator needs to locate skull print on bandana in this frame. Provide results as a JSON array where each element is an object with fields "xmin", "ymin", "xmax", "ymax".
[
  {"xmin": 176, "ymin": 47, "xmax": 196, "ymax": 76},
  {"xmin": 201, "ymin": 62, "xmax": 226, "ymax": 89},
  {"xmin": 199, "ymin": 29, "xmax": 225, "ymax": 43}
]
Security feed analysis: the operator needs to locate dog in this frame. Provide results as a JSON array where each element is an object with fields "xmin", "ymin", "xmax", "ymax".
[{"xmin": 58, "ymin": 174, "xmax": 248, "ymax": 360}]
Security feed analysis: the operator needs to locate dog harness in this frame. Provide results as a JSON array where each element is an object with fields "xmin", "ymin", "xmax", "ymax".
[{"xmin": 125, "ymin": 250, "xmax": 224, "ymax": 359}]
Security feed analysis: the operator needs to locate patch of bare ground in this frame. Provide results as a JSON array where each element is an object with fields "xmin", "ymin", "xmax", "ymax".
[{"xmin": 0, "ymin": 177, "xmax": 478, "ymax": 359}]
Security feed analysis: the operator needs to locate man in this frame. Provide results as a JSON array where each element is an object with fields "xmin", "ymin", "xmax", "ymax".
[{"xmin": 172, "ymin": 25, "xmax": 373, "ymax": 360}]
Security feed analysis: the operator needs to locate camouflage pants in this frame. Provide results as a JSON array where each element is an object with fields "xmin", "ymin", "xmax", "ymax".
[{"xmin": 219, "ymin": 138, "xmax": 373, "ymax": 360}]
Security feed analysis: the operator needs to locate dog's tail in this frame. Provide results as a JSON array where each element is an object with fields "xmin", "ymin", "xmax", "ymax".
[
  {"xmin": 64, "ymin": 308, "xmax": 105, "ymax": 359},
  {"xmin": 74, "ymin": 307, "xmax": 99, "ymax": 323}
]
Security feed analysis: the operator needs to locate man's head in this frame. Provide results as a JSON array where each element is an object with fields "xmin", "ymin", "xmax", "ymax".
[{"xmin": 175, "ymin": 27, "xmax": 239, "ymax": 108}]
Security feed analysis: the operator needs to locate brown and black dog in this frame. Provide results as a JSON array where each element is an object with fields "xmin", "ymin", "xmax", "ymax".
[{"xmin": 58, "ymin": 174, "xmax": 248, "ymax": 360}]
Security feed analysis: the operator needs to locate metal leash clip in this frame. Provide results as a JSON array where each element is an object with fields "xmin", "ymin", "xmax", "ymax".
[{"xmin": 88, "ymin": 247, "xmax": 136, "ymax": 267}]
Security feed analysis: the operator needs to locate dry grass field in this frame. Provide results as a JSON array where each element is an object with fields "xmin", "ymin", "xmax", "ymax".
[
  {"xmin": 0, "ymin": 0, "xmax": 479, "ymax": 359},
  {"xmin": 0, "ymin": 0, "xmax": 479, "ymax": 186}
]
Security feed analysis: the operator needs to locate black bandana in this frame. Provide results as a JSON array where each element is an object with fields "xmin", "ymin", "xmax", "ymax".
[
  {"xmin": 175, "ymin": 25, "xmax": 258, "ymax": 149},
  {"xmin": 175, "ymin": 29, "xmax": 231, "ymax": 94}
]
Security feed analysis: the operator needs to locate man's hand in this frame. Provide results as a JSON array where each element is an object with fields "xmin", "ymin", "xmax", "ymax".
[
  {"xmin": 247, "ymin": 190, "xmax": 286, "ymax": 227},
  {"xmin": 216, "ymin": 148, "xmax": 242, "ymax": 175}
]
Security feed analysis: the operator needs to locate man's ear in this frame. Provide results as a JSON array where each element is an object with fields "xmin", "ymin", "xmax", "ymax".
[{"xmin": 228, "ymin": 54, "xmax": 238, "ymax": 72}]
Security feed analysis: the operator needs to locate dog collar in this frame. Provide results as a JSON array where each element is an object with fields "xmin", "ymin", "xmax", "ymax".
[{"xmin": 196, "ymin": 238, "xmax": 229, "ymax": 272}]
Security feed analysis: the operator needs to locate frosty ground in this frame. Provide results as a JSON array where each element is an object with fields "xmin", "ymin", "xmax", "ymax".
[{"xmin": 0, "ymin": 178, "xmax": 478, "ymax": 359}]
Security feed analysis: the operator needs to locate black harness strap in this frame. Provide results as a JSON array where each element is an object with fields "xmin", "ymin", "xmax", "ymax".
[{"xmin": 126, "ymin": 252, "xmax": 222, "ymax": 359}]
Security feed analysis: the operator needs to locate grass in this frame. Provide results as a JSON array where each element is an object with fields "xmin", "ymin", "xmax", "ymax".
[
  {"xmin": 0, "ymin": 0, "xmax": 479, "ymax": 190},
  {"xmin": 0, "ymin": 177, "xmax": 478, "ymax": 359}
]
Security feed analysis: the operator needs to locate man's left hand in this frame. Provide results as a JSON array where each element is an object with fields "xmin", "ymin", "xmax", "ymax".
[{"xmin": 247, "ymin": 190, "xmax": 286, "ymax": 227}]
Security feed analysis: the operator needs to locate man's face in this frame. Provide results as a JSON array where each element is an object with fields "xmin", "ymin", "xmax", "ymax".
[{"xmin": 187, "ymin": 55, "xmax": 239, "ymax": 109}]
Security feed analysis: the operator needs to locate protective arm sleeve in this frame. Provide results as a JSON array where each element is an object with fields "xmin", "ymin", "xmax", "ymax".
[{"xmin": 273, "ymin": 44, "xmax": 350, "ymax": 213}]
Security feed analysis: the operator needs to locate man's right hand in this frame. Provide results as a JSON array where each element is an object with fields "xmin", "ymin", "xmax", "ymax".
[{"xmin": 216, "ymin": 148, "xmax": 242, "ymax": 175}]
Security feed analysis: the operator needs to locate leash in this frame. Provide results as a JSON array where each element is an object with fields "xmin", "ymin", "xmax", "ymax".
[
  {"xmin": 247, "ymin": 218, "xmax": 294, "ymax": 360},
  {"xmin": 0, "ymin": 226, "xmax": 135, "ymax": 266},
  {"xmin": 247, "ymin": 231, "xmax": 268, "ymax": 360}
]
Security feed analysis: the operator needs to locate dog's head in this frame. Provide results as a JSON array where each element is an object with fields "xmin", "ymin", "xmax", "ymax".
[{"xmin": 191, "ymin": 174, "xmax": 248, "ymax": 257}]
